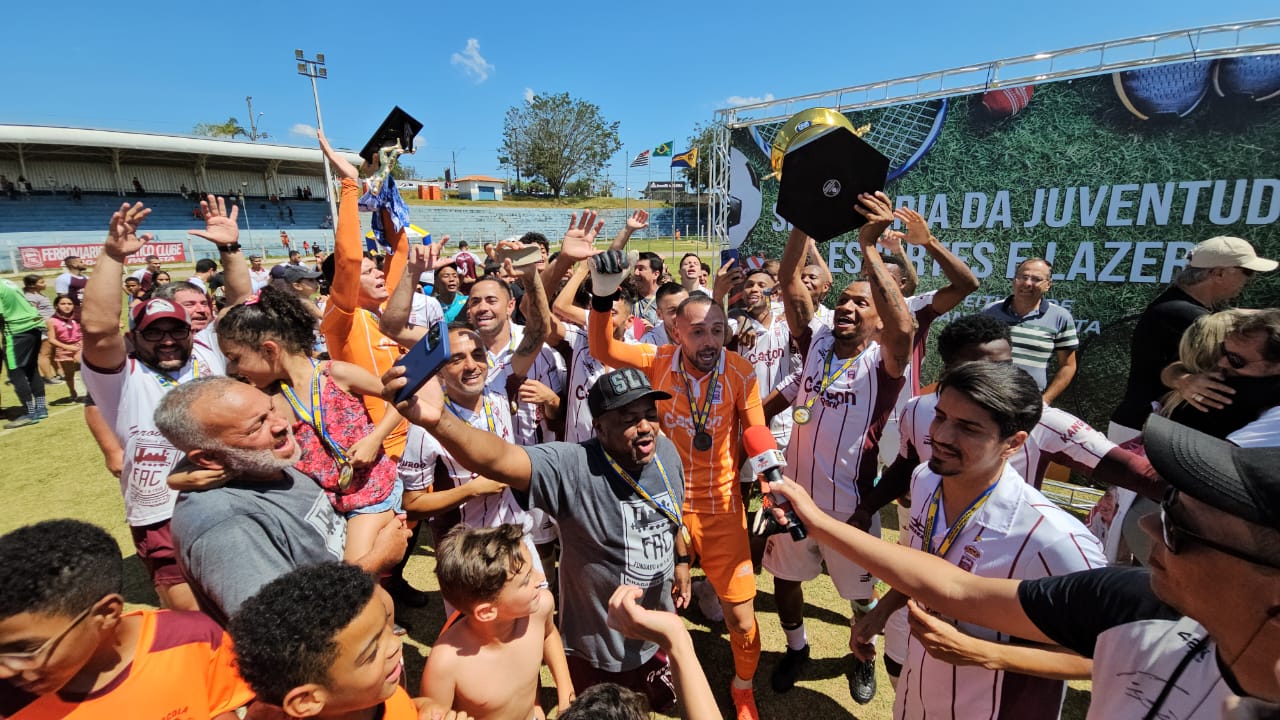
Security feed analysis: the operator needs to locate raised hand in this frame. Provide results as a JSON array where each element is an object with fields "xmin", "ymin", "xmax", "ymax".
[
  {"xmin": 878, "ymin": 229, "xmax": 906, "ymax": 256},
  {"xmin": 589, "ymin": 249, "xmax": 637, "ymax": 297},
  {"xmin": 626, "ymin": 209, "xmax": 649, "ymax": 232},
  {"xmin": 893, "ymin": 207, "xmax": 932, "ymax": 246},
  {"xmin": 560, "ymin": 211, "xmax": 604, "ymax": 262},
  {"xmin": 187, "ymin": 195, "xmax": 241, "ymax": 248},
  {"xmin": 104, "ymin": 202, "xmax": 153, "ymax": 261},
  {"xmin": 317, "ymin": 130, "xmax": 360, "ymax": 180},
  {"xmin": 855, "ymin": 191, "xmax": 896, "ymax": 245}
]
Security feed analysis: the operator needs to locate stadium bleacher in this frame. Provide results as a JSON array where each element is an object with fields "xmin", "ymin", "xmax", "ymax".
[{"xmin": 0, "ymin": 192, "xmax": 332, "ymax": 234}]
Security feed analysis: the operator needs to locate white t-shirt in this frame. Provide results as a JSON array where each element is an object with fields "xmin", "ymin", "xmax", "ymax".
[
  {"xmin": 899, "ymin": 394, "xmax": 1116, "ymax": 489},
  {"xmin": 248, "ymin": 268, "xmax": 270, "ymax": 291},
  {"xmin": 896, "ymin": 463, "xmax": 1106, "ymax": 720},
  {"xmin": 562, "ymin": 317, "xmax": 636, "ymax": 444},
  {"xmin": 82, "ymin": 340, "xmax": 226, "ymax": 526},
  {"xmin": 408, "ymin": 292, "xmax": 445, "ymax": 330},
  {"xmin": 398, "ymin": 390, "xmax": 533, "ymax": 535},
  {"xmin": 188, "ymin": 276, "xmax": 208, "ymax": 293},
  {"xmin": 1227, "ymin": 405, "xmax": 1280, "ymax": 447},
  {"xmin": 780, "ymin": 327, "xmax": 903, "ymax": 514}
]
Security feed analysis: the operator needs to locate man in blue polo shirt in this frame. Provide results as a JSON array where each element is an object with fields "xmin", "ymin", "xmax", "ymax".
[{"xmin": 982, "ymin": 258, "xmax": 1078, "ymax": 404}]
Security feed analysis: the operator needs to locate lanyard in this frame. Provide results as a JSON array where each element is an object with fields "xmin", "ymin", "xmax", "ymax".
[
  {"xmin": 148, "ymin": 357, "xmax": 200, "ymax": 390},
  {"xmin": 444, "ymin": 393, "xmax": 497, "ymax": 434},
  {"xmin": 921, "ymin": 480, "xmax": 997, "ymax": 559},
  {"xmin": 486, "ymin": 332, "xmax": 518, "ymax": 369},
  {"xmin": 280, "ymin": 361, "xmax": 352, "ymax": 465},
  {"xmin": 798, "ymin": 343, "xmax": 868, "ymax": 415},
  {"xmin": 602, "ymin": 449, "xmax": 681, "ymax": 531},
  {"xmin": 677, "ymin": 351, "xmax": 721, "ymax": 435}
]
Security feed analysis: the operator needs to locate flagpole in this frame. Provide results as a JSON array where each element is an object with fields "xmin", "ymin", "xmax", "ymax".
[
  {"xmin": 624, "ymin": 146, "xmax": 629, "ymax": 214},
  {"xmin": 669, "ymin": 162, "xmax": 675, "ymax": 261},
  {"xmin": 647, "ymin": 160, "xmax": 652, "ymax": 241}
]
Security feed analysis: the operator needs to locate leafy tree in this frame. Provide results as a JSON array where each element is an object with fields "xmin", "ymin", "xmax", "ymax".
[
  {"xmin": 193, "ymin": 117, "xmax": 249, "ymax": 139},
  {"xmin": 565, "ymin": 178, "xmax": 593, "ymax": 197},
  {"xmin": 389, "ymin": 163, "xmax": 418, "ymax": 181},
  {"xmin": 682, "ymin": 122, "xmax": 715, "ymax": 192},
  {"xmin": 501, "ymin": 92, "xmax": 621, "ymax": 198}
]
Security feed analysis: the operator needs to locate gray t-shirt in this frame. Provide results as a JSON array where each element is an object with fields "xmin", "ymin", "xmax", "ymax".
[
  {"xmin": 522, "ymin": 437, "xmax": 684, "ymax": 673},
  {"xmin": 170, "ymin": 467, "xmax": 346, "ymax": 626}
]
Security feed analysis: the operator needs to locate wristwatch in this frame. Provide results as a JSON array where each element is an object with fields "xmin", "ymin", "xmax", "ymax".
[{"xmin": 217, "ymin": 243, "xmax": 242, "ymax": 253}]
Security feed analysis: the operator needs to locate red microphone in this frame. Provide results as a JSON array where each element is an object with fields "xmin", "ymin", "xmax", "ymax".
[{"xmin": 743, "ymin": 426, "xmax": 807, "ymax": 540}]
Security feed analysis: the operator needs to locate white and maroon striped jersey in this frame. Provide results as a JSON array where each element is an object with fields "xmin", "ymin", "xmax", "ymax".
[
  {"xmin": 898, "ymin": 393, "xmax": 1115, "ymax": 489},
  {"xmin": 896, "ymin": 463, "xmax": 1105, "ymax": 720},
  {"xmin": 781, "ymin": 326, "xmax": 904, "ymax": 514},
  {"xmin": 734, "ymin": 311, "xmax": 795, "ymax": 445},
  {"xmin": 562, "ymin": 317, "xmax": 637, "ymax": 444}
]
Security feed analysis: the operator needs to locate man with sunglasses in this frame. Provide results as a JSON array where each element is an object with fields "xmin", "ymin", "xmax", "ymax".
[
  {"xmin": 764, "ymin": 413, "xmax": 1280, "ymax": 719},
  {"xmin": 81, "ymin": 201, "xmax": 230, "ymax": 614},
  {"xmin": 0, "ymin": 519, "xmax": 253, "ymax": 718}
]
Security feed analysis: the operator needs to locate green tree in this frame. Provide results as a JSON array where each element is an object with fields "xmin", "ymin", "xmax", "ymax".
[
  {"xmin": 682, "ymin": 122, "xmax": 715, "ymax": 192},
  {"xmin": 389, "ymin": 163, "xmax": 418, "ymax": 181},
  {"xmin": 501, "ymin": 92, "xmax": 621, "ymax": 198},
  {"xmin": 192, "ymin": 117, "xmax": 249, "ymax": 139}
]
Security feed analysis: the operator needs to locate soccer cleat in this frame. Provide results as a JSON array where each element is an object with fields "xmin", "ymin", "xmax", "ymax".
[
  {"xmin": 1213, "ymin": 54, "xmax": 1280, "ymax": 102},
  {"xmin": 3, "ymin": 415, "xmax": 37, "ymax": 429},
  {"xmin": 847, "ymin": 653, "xmax": 877, "ymax": 705},
  {"xmin": 730, "ymin": 685, "xmax": 759, "ymax": 720},
  {"xmin": 770, "ymin": 644, "xmax": 811, "ymax": 693},
  {"xmin": 1112, "ymin": 61, "xmax": 1213, "ymax": 121}
]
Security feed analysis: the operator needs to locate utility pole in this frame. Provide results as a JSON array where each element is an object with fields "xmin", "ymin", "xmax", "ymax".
[
  {"xmin": 295, "ymin": 50, "xmax": 337, "ymax": 247},
  {"xmin": 245, "ymin": 96, "xmax": 265, "ymax": 142}
]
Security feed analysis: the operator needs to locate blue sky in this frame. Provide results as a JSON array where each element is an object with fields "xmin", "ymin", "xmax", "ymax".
[{"xmin": 2, "ymin": 1, "xmax": 1275, "ymax": 195}]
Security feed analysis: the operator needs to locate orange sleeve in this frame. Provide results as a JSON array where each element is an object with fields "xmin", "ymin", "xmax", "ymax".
[
  {"xmin": 588, "ymin": 307, "xmax": 654, "ymax": 371},
  {"xmin": 381, "ymin": 208, "xmax": 410, "ymax": 301},
  {"xmin": 207, "ymin": 632, "xmax": 257, "ymax": 716},
  {"xmin": 330, "ymin": 178, "xmax": 365, "ymax": 314}
]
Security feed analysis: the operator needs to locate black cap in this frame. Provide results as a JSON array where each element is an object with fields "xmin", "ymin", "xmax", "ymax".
[
  {"xmin": 283, "ymin": 266, "xmax": 323, "ymax": 283},
  {"xmin": 359, "ymin": 106, "xmax": 423, "ymax": 163},
  {"xmin": 776, "ymin": 127, "xmax": 889, "ymax": 242},
  {"xmin": 587, "ymin": 368, "xmax": 671, "ymax": 418},
  {"xmin": 1144, "ymin": 415, "xmax": 1280, "ymax": 530}
]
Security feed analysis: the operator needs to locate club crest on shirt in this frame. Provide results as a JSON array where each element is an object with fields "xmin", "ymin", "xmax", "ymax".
[{"xmin": 958, "ymin": 544, "xmax": 982, "ymax": 572}]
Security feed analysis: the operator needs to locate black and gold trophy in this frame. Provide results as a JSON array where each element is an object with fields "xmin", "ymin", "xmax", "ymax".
[{"xmin": 772, "ymin": 108, "xmax": 889, "ymax": 242}]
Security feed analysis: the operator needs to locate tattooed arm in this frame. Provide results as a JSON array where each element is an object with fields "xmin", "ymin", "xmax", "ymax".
[{"xmin": 857, "ymin": 192, "xmax": 914, "ymax": 379}]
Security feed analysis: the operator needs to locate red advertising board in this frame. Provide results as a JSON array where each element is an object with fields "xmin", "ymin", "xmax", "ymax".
[{"xmin": 18, "ymin": 242, "xmax": 187, "ymax": 270}]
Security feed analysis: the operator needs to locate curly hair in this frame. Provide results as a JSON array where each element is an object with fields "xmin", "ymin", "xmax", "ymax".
[
  {"xmin": 228, "ymin": 562, "xmax": 377, "ymax": 705},
  {"xmin": 434, "ymin": 524, "xmax": 527, "ymax": 611},
  {"xmin": 218, "ymin": 286, "xmax": 318, "ymax": 355},
  {"xmin": 0, "ymin": 520, "xmax": 122, "ymax": 619},
  {"xmin": 937, "ymin": 314, "xmax": 1012, "ymax": 367},
  {"xmin": 559, "ymin": 683, "xmax": 648, "ymax": 720}
]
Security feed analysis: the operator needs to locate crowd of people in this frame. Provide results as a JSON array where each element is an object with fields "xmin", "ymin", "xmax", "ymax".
[{"xmin": 0, "ymin": 131, "xmax": 1277, "ymax": 720}]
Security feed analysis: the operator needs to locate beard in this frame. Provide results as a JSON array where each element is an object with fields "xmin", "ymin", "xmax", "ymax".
[
  {"xmin": 134, "ymin": 342, "xmax": 193, "ymax": 372},
  {"xmin": 219, "ymin": 437, "xmax": 301, "ymax": 477}
]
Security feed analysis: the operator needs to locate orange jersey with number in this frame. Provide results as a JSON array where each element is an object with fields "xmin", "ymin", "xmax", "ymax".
[{"xmin": 590, "ymin": 308, "xmax": 764, "ymax": 514}]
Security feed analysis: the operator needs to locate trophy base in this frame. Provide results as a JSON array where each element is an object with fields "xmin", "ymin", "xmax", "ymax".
[{"xmin": 776, "ymin": 127, "xmax": 890, "ymax": 242}]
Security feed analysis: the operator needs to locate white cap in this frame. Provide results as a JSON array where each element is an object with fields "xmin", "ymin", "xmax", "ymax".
[{"xmin": 1188, "ymin": 236, "xmax": 1278, "ymax": 272}]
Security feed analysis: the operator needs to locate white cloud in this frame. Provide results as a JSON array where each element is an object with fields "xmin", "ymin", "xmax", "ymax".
[
  {"xmin": 523, "ymin": 87, "xmax": 536, "ymax": 104},
  {"xmin": 290, "ymin": 123, "xmax": 318, "ymax": 139},
  {"xmin": 451, "ymin": 39, "xmax": 494, "ymax": 83},
  {"xmin": 724, "ymin": 93, "xmax": 775, "ymax": 107}
]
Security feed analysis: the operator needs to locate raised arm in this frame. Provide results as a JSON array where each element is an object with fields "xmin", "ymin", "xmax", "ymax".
[
  {"xmin": 318, "ymin": 132, "xmax": 363, "ymax": 314},
  {"xmin": 540, "ymin": 210, "xmax": 603, "ymax": 302},
  {"xmin": 766, "ymin": 479, "xmax": 1052, "ymax": 645},
  {"xmin": 510, "ymin": 256, "xmax": 553, "ymax": 378},
  {"xmin": 879, "ymin": 229, "xmax": 919, "ymax": 297},
  {"xmin": 857, "ymin": 193, "xmax": 914, "ymax": 378},
  {"xmin": 384, "ymin": 371, "xmax": 534, "ymax": 491},
  {"xmin": 380, "ymin": 244, "xmax": 437, "ymax": 349},
  {"xmin": 897, "ymin": 207, "xmax": 979, "ymax": 313},
  {"xmin": 778, "ymin": 226, "xmax": 816, "ymax": 333},
  {"xmin": 81, "ymin": 203, "xmax": 150, "ymax": 369},
  {"xmin": 551, "ymin": 263, "xmax": 590, "ymax": 328},
  {"xmin": 587, "ymin": 251, "xmax": 653, "ymax": 371},
  {"xmin": 187, "ymin": 195, "xmax": 251, "ymax": 308},
  {"xmin": 806, "ymin": 235, "xmax": 833, "ymax": 289}
]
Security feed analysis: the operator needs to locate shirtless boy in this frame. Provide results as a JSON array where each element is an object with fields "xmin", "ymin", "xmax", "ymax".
[{"xmin": 421, "ymin": 524, "xmax": 574, "ymax": 720}]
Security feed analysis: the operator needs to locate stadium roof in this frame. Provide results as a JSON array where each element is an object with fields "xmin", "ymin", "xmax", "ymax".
[{"xmin": 0, "ymin": 124, "xmax": 361, "ymax": 173}]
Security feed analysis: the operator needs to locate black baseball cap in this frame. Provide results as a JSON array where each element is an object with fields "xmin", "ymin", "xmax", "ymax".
[
  {"xmin": 1144, "ymin": 414, "xmax": 1280, "ymax": 530},
  {"xmin": 283, "ymin": 266, "xmax": 323, "ymax": 283},
  {"xmin": 587, "ymin": 368, "xmax": 671, "ymax": 418}
]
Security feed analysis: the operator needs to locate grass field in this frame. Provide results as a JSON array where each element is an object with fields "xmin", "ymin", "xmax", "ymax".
[{"xmin": 0, "ymin": 370, "xmax": 1092, "ymax": 718}]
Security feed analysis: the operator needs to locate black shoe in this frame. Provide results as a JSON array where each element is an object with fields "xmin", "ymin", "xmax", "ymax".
[
  {"xmin": 770, "ymin": 645, "xmax": 810, "ymax": 693},
  {"xmin": 847, "ymin": 653, "xmax": 877, "ymax": 705},
  {"xmin": 387, "ymin": 577, "xmax": 431, "ymax": 608}
]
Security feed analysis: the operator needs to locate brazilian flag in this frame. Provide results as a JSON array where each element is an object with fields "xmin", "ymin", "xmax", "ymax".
[{"xmin": 653, "ymin": 141, "xmax": 674, "ymax": 157}]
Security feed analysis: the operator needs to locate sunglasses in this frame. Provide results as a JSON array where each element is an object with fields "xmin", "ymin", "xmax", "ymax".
[
  {"xmin": 138, "ymin": 326, "xmax": 191, "ymax": 342},
  {"xmin": 0, "ymin": 603, "xmax": 96, "ymax": 670},
  {"xmin": 1160, "ymin": 489, "xmax": 1280, "ymax": 569},
  {"xmin": 1219, "ymin": 341, "xmax": 1264, "ymax": 370}
]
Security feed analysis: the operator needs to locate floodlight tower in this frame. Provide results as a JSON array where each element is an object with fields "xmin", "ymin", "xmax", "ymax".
[{"xmin": 296, "ymin": 49, "xmax": 338, "ymax": 245}]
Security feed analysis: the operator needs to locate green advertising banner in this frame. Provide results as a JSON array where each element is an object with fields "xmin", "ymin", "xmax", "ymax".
[{"xmin": 730, "ymin": 55, "xmax": 1280, "ymax": 428}]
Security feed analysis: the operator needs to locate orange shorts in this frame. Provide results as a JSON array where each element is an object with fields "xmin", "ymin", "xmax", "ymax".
[{"xmin": 684, "ymin": 511, "xmax": 756, "ymax": 604}]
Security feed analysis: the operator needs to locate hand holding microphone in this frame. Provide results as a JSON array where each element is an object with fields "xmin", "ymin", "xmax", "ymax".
[{"xmin": 743, "ymin": 426, "xmax": 807, "ymax": 541}]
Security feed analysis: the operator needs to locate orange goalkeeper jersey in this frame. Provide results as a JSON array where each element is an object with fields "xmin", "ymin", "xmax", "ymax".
[{"xmin": 590, "ymin": 307, "xmax": 764, "ymax": 514}]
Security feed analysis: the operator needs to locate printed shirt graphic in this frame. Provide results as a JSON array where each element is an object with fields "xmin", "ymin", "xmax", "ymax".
[
  {"xmin": 589, "ymin": 307, "xmax": 765, "ymax": 515},
  {"xmin": 780, "ymin": 327, "xmax": 903, "ymax": 514},
  {"xmin": 83, "ymin": 341, "xmax": 225, "ymax": 526},
  {"xmin": 896, "ymin": 463, "xmax": 1105, "ymax": 720},
  {"xmin": 733, "ymin": 311, "xmax": 795, "ymax": 443}
]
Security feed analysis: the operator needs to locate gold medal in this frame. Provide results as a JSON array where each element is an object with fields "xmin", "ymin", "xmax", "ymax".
[
  {"xmin": 338, "ymin": 462, "xmax": 354, "ymax": 491},
  {"xmin": 793, "ymin": 407, "xmax": 812, "ymax": 425}
]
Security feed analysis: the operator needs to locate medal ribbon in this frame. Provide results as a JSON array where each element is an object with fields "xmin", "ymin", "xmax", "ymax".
[
  {"xmin": 921, "ymin": 480, "xmax": 997, "ymax": 558},
  {"xmin": 149, "ymin": 357, "xmax": 200, "ymax": 389},
  {"xmin": 797, "ymin": 344, "xmax": 868, "ymax": 416},
  {"xmin": 486, "ymin": 332, "xmax": 518, "ymax": 370},
  {"xmin": 602, "ymin": 449, "xmax": 682, "ymax": 531},
  {"xmin": 280, "ymin": 361, "xmax": 352, "ymax": 466},
  {"xmin": 444, "ymin": 393, "xmax": 497, "ymax": 434},
  {"xmin": 678, "ymin": 351, "xmax": 721, "ymax": 440}
]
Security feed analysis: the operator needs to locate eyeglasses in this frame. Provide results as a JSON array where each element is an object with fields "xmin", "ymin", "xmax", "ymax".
[
  {"xmin": 1160, "ymin": 489, "xmax": 1280, "ymax": 569},
  {"xmin": 1219, "ymin": 341, "xmax": 1262, "ymax": 370},
  {"xmin": 138, "ymin": 326, "xmax": 191, "ymax": 342},
  {"xmin": 0, "ymin": 604, "xmax": 95, "ymax": 670}
]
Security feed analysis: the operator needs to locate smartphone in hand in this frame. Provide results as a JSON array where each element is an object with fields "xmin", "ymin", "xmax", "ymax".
[{"xmin": 392, "ymin": 320, "xmax": 452, "ymax": 405}]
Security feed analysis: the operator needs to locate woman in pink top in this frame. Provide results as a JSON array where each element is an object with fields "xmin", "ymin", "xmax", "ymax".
[{"xmin": 46, "ymin": 295, "xmax": 84, "ymax": 402}]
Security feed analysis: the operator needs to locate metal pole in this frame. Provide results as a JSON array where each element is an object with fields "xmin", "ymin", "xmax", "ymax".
[
  {"xmin": 669, "ymin": 164, "xmax": 675, "ymax": 260},
  {"xmin": 624, "ymin": 147, "xmax": 629, "ymax": 214},
  {"xmin": 308, "ymin": 74, "xmax": 338, "ymax": 251},
  {"xmin": 239, "ymin": 189, "xmax": 254, "ymax": 249}
]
